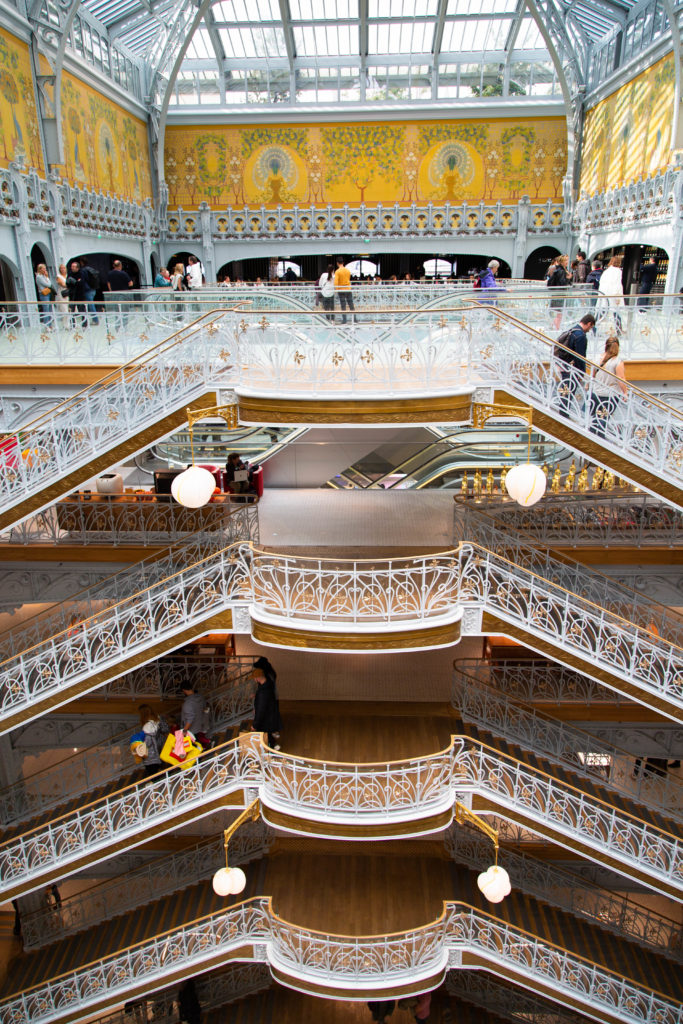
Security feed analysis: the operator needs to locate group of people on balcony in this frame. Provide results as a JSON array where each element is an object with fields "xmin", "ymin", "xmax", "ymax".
[{"xmin": 34, "ymin": 257, "xmax": 136, "ymax": 329}]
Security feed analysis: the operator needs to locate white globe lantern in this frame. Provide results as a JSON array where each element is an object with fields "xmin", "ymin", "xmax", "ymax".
[
  {"xmin": 212, "ymin": 866, "xmax": 247, "ymax": 896},
  {"xmin": 171, "ymin": 466, "xmax": 216, "ymax": 508},
  {"xmin": 504, "ymin": 464, "xmax": 546, "ymax": 508},
  {"xmin": 477, "ymin": 864, "xmax": 511, "ymax": 903}
]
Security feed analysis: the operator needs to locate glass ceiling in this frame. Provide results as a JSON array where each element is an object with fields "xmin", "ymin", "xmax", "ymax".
[{"xmin": 73, "ymin": 0, "xmax": 666, "ymax": 109}]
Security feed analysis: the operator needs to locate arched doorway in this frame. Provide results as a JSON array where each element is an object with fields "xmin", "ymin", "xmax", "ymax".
[
  {"xmin": 592, "ymin": 244, "xmax": 669, "ymax": 295},
  {"xmin": 524, "ymin": 245, "xmax": 561, "ymax": 281},
  {"xmin": 0, "ymin": 256, "xmax": 18, "ymax": 322}
]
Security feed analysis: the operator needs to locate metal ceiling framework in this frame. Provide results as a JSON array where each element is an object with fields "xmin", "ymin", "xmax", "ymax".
[{"xmin": 21, "ymin": 0, "xmax": 681, "ymax": 192}]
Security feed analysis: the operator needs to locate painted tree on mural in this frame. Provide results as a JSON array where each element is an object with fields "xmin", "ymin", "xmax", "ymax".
[
  {"xmin": 501, "ymin": 127, "xmax": 536, "ymax": 199},
  {"xmin": 321, "ymin": 125, "xmax": 404, "ymax": 203}
]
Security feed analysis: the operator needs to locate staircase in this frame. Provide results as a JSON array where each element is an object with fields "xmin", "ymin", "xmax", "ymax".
[{"xmin": 3, "ymin": 306, "xmax": 683, "ymax": 531}]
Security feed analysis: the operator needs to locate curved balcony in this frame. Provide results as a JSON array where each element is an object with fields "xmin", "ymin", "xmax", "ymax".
[
  {"xmin": 2, "ymin": 304, "xmax": 682, "ymax": 531},
  {"xmin": 1, "ymin": 899, "xmax": 680, "ymax": 1024},
  {"xmin": 3, "ymin": 286, "xmax": 681, "ymax": 368},
  {"xmin": 1, "ymin": 729, "xmax": 679, "ymax": 901},
  {"xmin": 1, "ymin": 539, "xmax": 683, "ymax": 733}
]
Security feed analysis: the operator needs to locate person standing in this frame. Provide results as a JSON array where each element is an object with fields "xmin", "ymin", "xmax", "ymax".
[
  {"xmin": 637, "ymin": 256, "xmax": 658, "ymax": 309},
  {"xmin": 590, "ymin": 336, "xmax": 628, "ymax": 437},
  {"xmin": 596, "ymin": 255, "xmax": 625, "ymax": 332},
  {"xmin": 106, "ymin": 259, "xmax": 134, "ymax": 327},
  {"xmin": 55, "ymin": 263, "xmax": 69, "ymax": 326},
  {"xmin": 334, "ymin": 256, "xmax": 355, "ymax": 324},
  {"xmin": 252, "ymin": 668, "xmax": 282, "ymax": 749},
  {"xmin": 180, "ymin": 681, "xmax": 211, "ymax": 747},
  {"xmin": 178, "ymin": 979, "xmax": 201, "ymax": 1024},
  {"xmin": 34, "ymin": 263, "xmax": 54, "ymax": 326},
  {"xmin": 138, "ymin": 704, "xmax": 169, "ymax": 777},
  {"xmin": 554, "ymin": 314, "xmax": 595, "ymax": 415},
  {"xmin": 478, "ymin": 259, "xmax": 503, "ymax": 289},
  {"xmin": 66, "ymin": 260, "xmax": 86, "ymax": 327},
  {"xmin": 318, "ymin": 262, "xmax": 336, "ymax": 321},
  {"xmin": 186, "ymin": 254, "xmax": 204, "ymax": 290},
  {"xmin": 154, "ymin": 266, "xmax": 171, "ymax": 288},
  {"xmin": 78, "ymin": 257, "xmax": 100, "ymax": 325},
  {"xmin": 573, "ymin": 250, "xmax": 589, "ymax": 286}
]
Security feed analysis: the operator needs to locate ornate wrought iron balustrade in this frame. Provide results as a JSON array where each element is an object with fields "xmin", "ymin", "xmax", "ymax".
[
  {"xmin": 0, "ymin": 530, "xmax": 229, "ymax": 660},
  {"xmin": 1, "ymin": 496, "xmax": 259, "ymax": 548},
  {"xmin": 446, "ymin": 905, "xmax": 683, "ymax": 1024},
  {"xmin": 2, "ymin": 306, "xmax": 683, "ymax": 527},
  {"xmin": 0, "ymin": 739, "xmax": 257, "ymax": 894},
  {"xmin": 0, "ymin": 659, "xmax": 256, "ymax": 827},
  {"xmin": 21, "ymin": 824, "xmax": 270, "ymax": 949},
  {"xmin": 260, "ymin": 736, "xmax": 681, "ymax": 891},
  {"xmin": 7, "ymin": 900, "xmax": 677, "ymax": 1024},
  {"xmin": 2, "ymin": 539, "xmax": 682, "ymax": 733},
  {"xmin": 0, "ymin": 312, "xmax": 238, "ymax": 523},
  {"xmin": 165, "ymin": 201, "xmax": 565, "ymax": 242},
  {"xmin": 452, "ymin": 667, "xmax": 683, "ymax": 820},
  {"xmin": 0, "ymin": 899, "xmax": 271, "ymax": 1024},
  {"xmin": 454, "ymin": 491, "xmax": 683, "ymax": 549},
  {"xmin": 455, "ymin": 735, "xmax": 682, "ymax": 892},
  {"xmin": 454, "ymin": 505, "xmax": 683, "ymax": 647},
  {"xmin": 572, "ymin": 167, "xmax": 678, "ymax": 234},
  {"xmin": 2, "ymin": 725, "xmax": 679, "ymax": 898},
  {"xmin": 454, "ymin": 658, "xmax": 617, "ymax": 706},
  {"xmin": 445, "ymin": 827, "xmax": 683, "ymax": 959}
]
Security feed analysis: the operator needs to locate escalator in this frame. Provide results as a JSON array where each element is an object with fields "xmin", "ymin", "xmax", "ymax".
[{"xmin": 326, "ymin": 428, "xmax": 570, "ymax": 490}]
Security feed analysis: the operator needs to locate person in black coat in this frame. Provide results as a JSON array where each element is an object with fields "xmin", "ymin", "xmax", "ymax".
[
  {"xmin": 555, "ymin": 314, "xmax": 596, "ymax": 415},
  {"xmin": 637, "ymin": 257, "xmax": 659, "ymax": 308},
  {"xmin": 252, "ymin": 668, "xmax": 282, "ymax": 749}
]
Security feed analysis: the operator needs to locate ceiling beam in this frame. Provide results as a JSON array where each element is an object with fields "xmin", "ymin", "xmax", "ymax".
[{"xmin": 504, "ymin": 0, "xmax": 527, "ymax": 53}]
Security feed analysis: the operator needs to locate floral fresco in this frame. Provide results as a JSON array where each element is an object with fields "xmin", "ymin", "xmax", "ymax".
[
  {"xmin": 165, "ymin": 116, "xmax": 567, "ymax": 210},
  {"xmin": 58, "ymin": 71, "xmax": 152, "ymax": 199},
  {"xmin": 580, "ymin": 52, "xmax": 674, "ymax": 196},
  {"xmin": 0, "ymin": 28, "xmax": 44, "ymax": 173}
]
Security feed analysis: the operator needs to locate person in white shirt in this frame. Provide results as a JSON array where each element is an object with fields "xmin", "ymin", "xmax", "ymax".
[{"xmin": 186, "ymin": 255, "xmax": 204, "ymax": 290}]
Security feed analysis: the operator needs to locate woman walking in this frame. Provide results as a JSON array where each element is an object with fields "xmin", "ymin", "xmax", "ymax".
[{"xmin": 590, "ymin": 336, "xmax": 627, "ymax": 437}]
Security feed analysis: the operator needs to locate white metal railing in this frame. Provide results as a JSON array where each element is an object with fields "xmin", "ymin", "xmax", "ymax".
[
  {"xmin": 453, "ymin": 491, "xmax": 683, "ymax": 550},
  {"xmin": 0, "ymin": 528, "xmax": 230, "ymax": 660},
  {"xmin": 454, "ymin": 504, "xmax": 683, "ymax": 649},
  {"xmin": 1, "ymin": 730, "xmax": 679, "ymax": 898},
  {"xmin": 0, "ymin": 899, "xmax": 271, "ymax": 1024},
  {"xmin": 260, "ymin": 744, "xmax": 455, "ymax": 824},
  {"xmin": 20, "ymin": 824, "xmax": 270, "ymax": 948},
  {"xmin": 454, "ymin": 658, "xmax": 620, "ymax": 706},
  {"xmin": 0, "ymin": 738, "xmax": 257, "ymax": 895},
  {"xmin": 2, "ymin": 899, "xmax": 681, "ymax": 1024},
  {"xmin": 445, "ymin": 826, "xmax": 683, "ymax": 960},
  {"xmin": 2, "ymin": 540, "xmax": 683, "ymax": 733},
  {"xmin": 2, "ymin": 287, "xmax": 682, "ymax": 369},
  {"xmin": 451, "ymin": 667, "xmax": 683, "ymax": 821},
  {"xmin": 0, "ymin": 657, "xmax": 256, "ymax": 827},
  {"xmin": 0, "ymin": 494, "xmax": 259, "ymax": 548},
  {"xmin": 2, "ymin": 305, "xmax": 683, "ymax": 529},
  {"xmin": 260, "ymin": 736, "xmax": 682, "ymax": 893}
]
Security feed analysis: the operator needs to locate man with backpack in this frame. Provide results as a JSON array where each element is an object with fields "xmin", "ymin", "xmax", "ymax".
[
  {"xmin": 554, "ymin": 313, "xmax": 595, "ymax": 415},
  {"xmin": 78, "ymin": 257, "xmax": 100, "ymax": 325}
]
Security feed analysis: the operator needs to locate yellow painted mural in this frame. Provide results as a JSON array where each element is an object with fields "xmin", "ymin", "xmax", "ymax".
[
  {"xmin": 579, "ymin": 52, "xmax": 674, "ymax": 196},
  {"xmin": 164, "ymin": 117, "xmax": 567, "ymax": 209},
  {"xmin": 57, "ymin": 70, "xmax": 152, "ymax": 200},
  {"xmin": 0, "ymin": 28, "xmax": 44, "ymax": 173}
]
